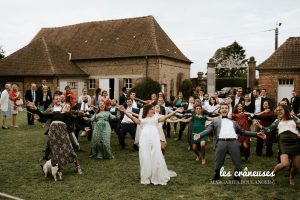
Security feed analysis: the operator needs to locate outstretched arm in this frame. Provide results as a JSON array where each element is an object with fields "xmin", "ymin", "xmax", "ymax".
[
  {"xmin": 118, "ymin": 105, "xmax": 140, "ymax": 124},
  {"xmin": 158, "ymin": 108, "xmax": 183, "ymax": 122}
]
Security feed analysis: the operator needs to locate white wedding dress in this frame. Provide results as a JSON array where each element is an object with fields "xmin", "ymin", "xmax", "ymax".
[{"xmin": 139, "ymin": 116, "xmax": 177, "ymax": 185}]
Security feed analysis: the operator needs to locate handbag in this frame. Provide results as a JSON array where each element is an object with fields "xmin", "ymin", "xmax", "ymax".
[{"xmin": 16, "ymin": 99, "xmax": 24, "ymax": 106}]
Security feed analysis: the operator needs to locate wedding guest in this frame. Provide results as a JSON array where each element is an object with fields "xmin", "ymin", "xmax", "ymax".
[
  {"xmin": 91, "ymin": 88, "xmax": 101, "ymax": 112},
  {"xmin": 291, "ymin": 90, "xmax": 300, "ymax": 116},
  {"xmin": 37, "ymin": 80, "xmax": 52, "ymax": 99},
  {"xmin": 25, "ymin": 83, "xmax": 37, "ymax": 125},
  {"xmin": 231, "ymin": 87, "xmax": 244, "ymax": 113},
  {"xmin": 0, "ymin": 83, "xmax": 12, "ymax": 129},
  {"xmin": 232, "ymin": 103, "xmax": 251, "ymax": 162},
  {"xmin": 181, "ymin": 105, "xmax": 209, "ymax": 164},
  {"xmin": 100, "ymin": 90, "xmax": 111, "ymax": 110},
  {"xmin": 173, "ymin": 92, "xmax": 184, "ymax": 136},
  {"xmin": 119, "ymin": 87, "xmax": 127, "ymax": 106},
  {"xmin": 64, "ymin": 85, "xmax": 76, "ymax": 107},
  {"xmin": 118, "ymin": 98, "xmax": 139, "ymax": 150},
  {"xmin": 9, "ymin": 84, "xmax": 21, "ymax": 127},
  {"xmin": 194, "ymin": 103, "xmax": 265, "ymax": 181},
  {"xmin": 78, "ymin": 88, "xmax": 91, "ymax": 105},
  {"xmin": 256, "ymin": 105, "xmax": 300, "ymax": 186},
  {"xmin": 37, "ymin": 86, "xmax": 52, "ymax": 112},
  {"xmin": 254, "ymin": 100, "xmax": 276, "ymax": 157},
  {"xmin": 86, "ymin": 101, "xmax": 119, "ymax": 160}
]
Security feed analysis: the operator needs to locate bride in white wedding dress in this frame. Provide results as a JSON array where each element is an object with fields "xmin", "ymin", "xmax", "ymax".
[{"xmin": 119, "ymin": 104, "xmax": 182, "ymax": 185}]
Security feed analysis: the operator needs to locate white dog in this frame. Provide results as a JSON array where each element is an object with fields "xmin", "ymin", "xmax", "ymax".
[{"xmin": 41, "ymin": 160, "xmax": 62, "ymax": 181}]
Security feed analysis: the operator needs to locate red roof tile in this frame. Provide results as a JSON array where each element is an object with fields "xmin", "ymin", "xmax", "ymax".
[
  {"xmin": 32, "ymin": 16, "xmax": 191, "ymax": 63},
  {"xmin": 0, "ymin": 38, "xmax": 88, "ymax": 76},
  {"xmin": 258, "ymin": 37, "xmax": 300, "ymax": 70}
]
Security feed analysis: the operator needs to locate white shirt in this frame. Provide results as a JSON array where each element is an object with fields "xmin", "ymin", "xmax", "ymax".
[
  {"xmin": 0, "ymin": 89, "xmax": 10, "ymax": 111},
  {"xmin": 53, "ymin": 105, "xmax": 63, "ymax": 112},
  {"xmin": 278, "ymin": 120, "xmax": 299, "ymax": 135},
  {"xmin": 78, "ymin": 95, "xmax": 92, "ymax": 105},
  {"xmin": 122, "ymin": 107, "xmax": 134, "ymax": 123},
  {"xmin": 188, "ymin": 103, "xmax": 194, "ymax": 110},
  {"xmin": 254, "ymin": 97, "xmax": 262, "ymax": 114},
  {"xmin": 80, "ymin": 102, "xmax": 91, "ymax": 112},
  {"xmin": 219, "ymin": 118, "xmax": 237, "ymax": 139},
  {"xmin": 132, "ymin": 100, "xmax": 138, "ymax": 109},
  {"xmin": 234, "ymin": 95, "xmax": 241, "ymax": 106}
]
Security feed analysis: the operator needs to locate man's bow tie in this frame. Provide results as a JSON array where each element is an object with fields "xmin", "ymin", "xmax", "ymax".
[{"xmin": 222, "ymin": 116, "xmax": 228, "ymax": 119}]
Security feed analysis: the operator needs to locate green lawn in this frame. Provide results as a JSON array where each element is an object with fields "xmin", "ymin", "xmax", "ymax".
[{"xmin": 0, "ymin": 112, "xmax": 299, "ymax": 200}]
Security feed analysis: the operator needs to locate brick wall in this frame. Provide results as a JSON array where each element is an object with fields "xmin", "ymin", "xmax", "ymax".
[
  {"xmin": 76, "ymin": 57, "xmax": 190, "ymax": 101},
  {"xmin": 258, "ymin": 69, "xmax": 300, "ymax": 102}
]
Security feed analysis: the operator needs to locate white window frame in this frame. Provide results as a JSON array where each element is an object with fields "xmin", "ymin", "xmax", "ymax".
[
  {"xmin": 89, "ymin": 79, "xmax": 96, "ymax": 89},
  {"xmin": 125, "ymin": 78, "xmax": 132, "ymax": 90}
]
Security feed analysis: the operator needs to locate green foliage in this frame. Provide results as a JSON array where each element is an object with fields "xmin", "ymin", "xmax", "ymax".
[
  {"xmin": 0, "ymin": 45, "xmax": 5, "ymax": 59},
  {"xmin": 180, "ymin": 79, "xmax": 193, "ymax": 99},
  {"xmin": 213, "ymin": 41, "xmax": 248, "ymax": 77},
  {"xmin": 131, "ymin": 77, "xmax": 161, "ymax": 100},
  {"xmin": 216, "ymin": 77, "xmax": 247, "ymax": 91}
]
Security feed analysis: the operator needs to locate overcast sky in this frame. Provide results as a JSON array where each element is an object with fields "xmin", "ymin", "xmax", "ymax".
[{"xmin": 1, "ymin": 0, "xmax": 299, "ymax": 77}]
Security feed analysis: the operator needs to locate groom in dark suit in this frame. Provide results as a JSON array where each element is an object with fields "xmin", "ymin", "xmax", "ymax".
[{"xmin": 195, "ymin": 103, "xmax": 265, "ymax": 181}]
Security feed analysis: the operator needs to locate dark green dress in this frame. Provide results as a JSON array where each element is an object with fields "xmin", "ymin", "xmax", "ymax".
[
  {"xmin": 90, "ymin": 111, "xmax": 116, "ymax": 159},
  {"xmin": 192, "ymin": 115, "xmax": 207, "ymax": 144}
]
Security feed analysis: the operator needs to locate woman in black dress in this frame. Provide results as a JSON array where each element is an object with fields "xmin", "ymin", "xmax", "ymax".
[{"xmin": 256, "ymin": 105, "xmax": 300, "ymax": 186}]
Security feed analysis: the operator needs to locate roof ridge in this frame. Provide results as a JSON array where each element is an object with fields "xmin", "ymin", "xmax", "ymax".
[
  {"xmin": 149, "ymin": 16, "xmax": 160, "ymax": 55},
  {"xmin": 42, "ymin": 37, "xmax": 55, "ymax": 74},
  {"xmin": 41, "ymin": 15, "xmax": 154, "ymax": 30}
]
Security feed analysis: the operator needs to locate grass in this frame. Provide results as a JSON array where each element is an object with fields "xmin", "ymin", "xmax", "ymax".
[{"xmin": 0, "ymin": 112, "xmax": 299, "ymax": 200}]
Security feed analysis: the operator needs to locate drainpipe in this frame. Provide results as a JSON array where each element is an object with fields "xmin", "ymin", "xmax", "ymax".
[{"xmin": 145, "ymin": 56, "xmax": 148, "ymax": 78}]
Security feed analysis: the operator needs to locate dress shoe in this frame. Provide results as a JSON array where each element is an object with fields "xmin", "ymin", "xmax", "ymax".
[
  {"xmin": 212, "ymin": 173, "xmax": 221, "ymax": 181},
  {"xmin": 2, "ymin": 126, "xmax": 9, "ymax": 129}
]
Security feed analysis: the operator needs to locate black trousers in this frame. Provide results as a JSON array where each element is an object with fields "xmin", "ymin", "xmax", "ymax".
[
  {"xmin": 27, "ymin": 106, "xmax": 35, "ymax": 125},
  {"xmin": 118, "ymin": 123, "xmax": 136, "ymax": 147},
  {"xmin": 178, "ymin": 122, "xmax": 188, "ymax": 140}
]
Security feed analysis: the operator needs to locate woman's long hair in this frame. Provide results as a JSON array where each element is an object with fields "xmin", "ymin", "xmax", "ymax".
[
  {"xmin": 142, "ymin": 104, "xmax": 154, "ymax": 118},
  {"xmin": 277, "ymin": 104, "xmax": 292, "ymax": 120}
]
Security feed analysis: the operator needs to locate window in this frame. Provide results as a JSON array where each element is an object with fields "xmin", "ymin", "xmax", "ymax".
[
  {"xmin": 89, "ymin": 79, "xmax": 96, "ymax": 89},
  {"xmin": 278, "ymin": 79, "xmax": 294, "ymax": 85},
  {"xmin": 125, "ymin": 78, "xmax": 132, "ymax": 90},
  {"xmin": 68, "ymin": 82, "xmax": 76, "ymax": 89}
]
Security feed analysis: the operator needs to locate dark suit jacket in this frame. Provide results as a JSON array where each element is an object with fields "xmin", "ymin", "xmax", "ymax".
[
  {"xmin": 250, "ymin": 96, "xmax": 264, "ymax": 113},
  {"xmin": 231, "ymin": 95, "xmax": 244, "ymax": 110},
  {"xmin": 119, "ymin": 107, "xmax": 139, "ymax": 122},
  {"xmin": 199, "ymin": 116, "xmax": 257, "ymax": 147},
  {"xmin": 291, "ymin": 96, "xmax": 300, "ymax": 115},
  {"xmin": 119, "ymin": 93, "xmax": 127, "ymax": 106},
  {"xmin": 25, "ymin": 89, "xmax": 38, "ymax": 105}
]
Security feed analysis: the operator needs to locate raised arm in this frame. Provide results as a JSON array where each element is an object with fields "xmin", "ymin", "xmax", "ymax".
[{"xmin": 118, "ymin": 105, "xmax": 140, "ymax": 124}]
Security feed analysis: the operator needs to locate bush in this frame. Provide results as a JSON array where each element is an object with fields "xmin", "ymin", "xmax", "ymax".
[
  {"xmin": 180, "ymin": 79, "xmax": 193, "ymax": 99},
  {"xmin": 131, "ymin": 78, "xmax": 161, "ymax": 100}
]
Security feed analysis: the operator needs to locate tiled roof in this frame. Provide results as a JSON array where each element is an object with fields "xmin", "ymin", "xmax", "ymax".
[
  {"xmin": 258, "ymin": 37, "xmax": 300, "ymax": 70},
  {"xmin": 0, "ymin": 38, "xmax": 88, "ymax": 76},
  {"xmin": 32, "ymin": 16, "xmax": 191, "ymax": 63}
]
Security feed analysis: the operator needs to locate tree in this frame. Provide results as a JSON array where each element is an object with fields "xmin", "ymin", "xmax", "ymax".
[
  {"xmin": 180, "ymin": 79, "xmax": 193, "ymax": 100},
  {"xmin": 131, "ymin": 78, "xmax": 161, "ymax": 100},
  {"xmin": 0, "ymin": 45, "xmax": 5, "ymax": 59},
  {"xmin": 213, "ymin": 41, "xmax": 248, "ymax": 77}
]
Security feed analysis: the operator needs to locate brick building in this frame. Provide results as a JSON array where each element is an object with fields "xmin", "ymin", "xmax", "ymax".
[
  {"xmin": 0, "ymin": 16, "xmax": 191, "ymax": 100},
  {"xmin": 257, "ymin": 37, "xmax": 300, "ymax": 103}
]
